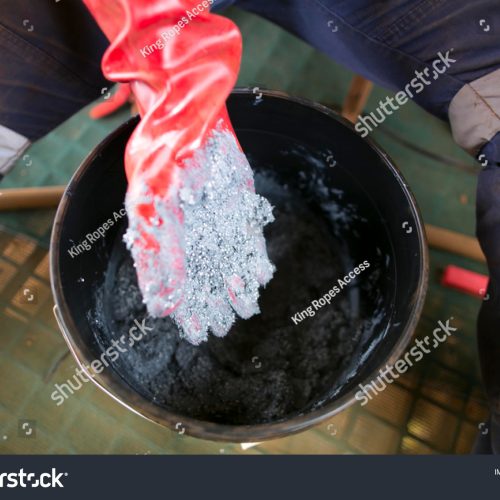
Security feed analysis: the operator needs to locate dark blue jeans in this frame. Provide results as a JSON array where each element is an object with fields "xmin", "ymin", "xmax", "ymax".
[
  {"xmin": 0, "ymin": 0, "xmax": 108, "ymax": 140},
  {"xmin": 1, "ymin": 0, "xmax": 499, "ymax": 452}
]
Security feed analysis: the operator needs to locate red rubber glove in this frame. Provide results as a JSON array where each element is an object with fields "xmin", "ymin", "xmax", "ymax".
[
  {"xmin": 83, "ymin": 0, "xmax": 240, "ymax": 179},
  {"xmin": 83, "ymin": 0, "xmax": 274, "ymax": 344}
]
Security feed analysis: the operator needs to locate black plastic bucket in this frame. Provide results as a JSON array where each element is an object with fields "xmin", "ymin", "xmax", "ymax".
[{"xmin": 50, "ymin": 89, "xmax": 428, "ymax": 442}]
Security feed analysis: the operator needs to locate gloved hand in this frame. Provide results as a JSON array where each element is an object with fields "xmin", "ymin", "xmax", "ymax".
[{"xmin": 83, "ymin": 0, "xmax": 274, "ymax": 344}]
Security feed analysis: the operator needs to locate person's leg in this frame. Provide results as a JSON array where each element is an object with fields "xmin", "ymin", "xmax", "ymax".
[
  {"xmin": 0, "ymin": 0, "xmax": 109, "ymax": 144},
  {"xmin": 476, "ymin": 147, "xmax": 500, "ymax": 455},
  {"xmin": 234, "ymin": 0, "xmax": 500, "ymax": 452},
  {"xmin": 235, "ymin": 0, "xmax": 498, "ymax": 119}
]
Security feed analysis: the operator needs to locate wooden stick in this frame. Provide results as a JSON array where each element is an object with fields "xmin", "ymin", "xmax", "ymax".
[
  {"xmin": 425, "ymin": 224, "xmax": 485, "ymax": 263},
  {"xmin": 0, "ymin": 188, "xmax": 486, "ymax": 264},
  {"xmin": 342, "ymin": 75, "xmax": 374, "ymax": 123},
  {"xmin": 0, "ymin": 186, "xmax": 65, "ymax": 211}
]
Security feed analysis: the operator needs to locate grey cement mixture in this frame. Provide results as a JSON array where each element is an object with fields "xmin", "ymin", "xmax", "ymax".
[
  {"xmin": 93, "ymin": 172, "xmax": 359, "ymax": 424},
  {"xmin": 123, "ymin": 124, "xmax": 275, "ymax": 345}
]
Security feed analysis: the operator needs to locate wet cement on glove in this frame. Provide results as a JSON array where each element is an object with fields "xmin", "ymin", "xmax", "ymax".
[
  {"xmin": 92, "ymin": 173, "xmax": 365, "ymax": 424},
  {"xmin": 124, "ymin": 125, "xmax": 275, "ymax": 345}
]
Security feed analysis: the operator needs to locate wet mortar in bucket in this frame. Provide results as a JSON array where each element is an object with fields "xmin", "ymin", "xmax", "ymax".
[{"xmin": 90, "ymin": 159, "xmax": 391, "ymax": 425}]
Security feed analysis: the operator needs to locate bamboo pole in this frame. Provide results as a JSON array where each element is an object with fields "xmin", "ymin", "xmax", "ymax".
[
  {"xmin": 0, "ymin": 186, "xmax": 65, "ymax": 211},
  {"xmin": 425, "ymin": 224, "xmax": 485, "ymax": 263},
  {"xmin": 341, "ymin": 75, "xmax": 374, "ymax": 123},
  {"xmin": 0, "ymin": 191, "xmax": 486, "ymax": 264}
]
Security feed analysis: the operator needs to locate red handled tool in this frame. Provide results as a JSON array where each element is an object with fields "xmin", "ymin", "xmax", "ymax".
[{"xmin": 441, "ymin": 264, "xmax": 489, "ymax": 298}]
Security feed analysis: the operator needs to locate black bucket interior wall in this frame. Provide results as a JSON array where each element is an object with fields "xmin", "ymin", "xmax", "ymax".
[{"xmin": 54, "ymin": 91, "xmax": 425, "ymax": 426}]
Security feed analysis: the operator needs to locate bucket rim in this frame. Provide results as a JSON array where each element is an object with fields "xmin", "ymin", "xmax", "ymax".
[{"xmin": 50, "ymin": 87, "xmax": 429, "ymax": 442}]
